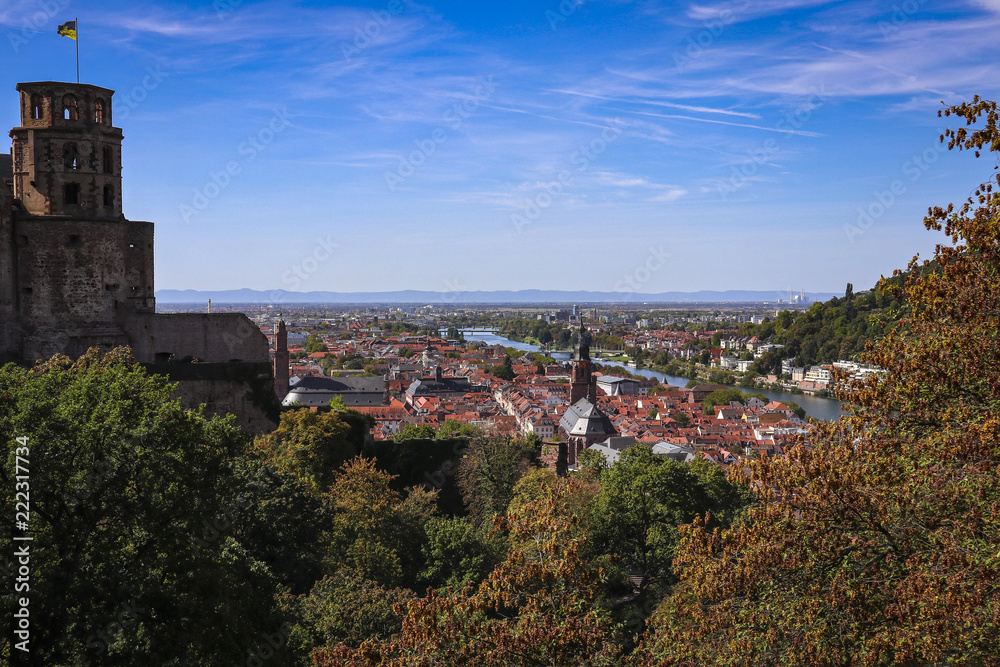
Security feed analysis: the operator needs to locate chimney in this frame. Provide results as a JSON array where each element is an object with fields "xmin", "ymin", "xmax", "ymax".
[{"xmin": 435, "ymin": 365, "xmax": 442, "ymax": 381}]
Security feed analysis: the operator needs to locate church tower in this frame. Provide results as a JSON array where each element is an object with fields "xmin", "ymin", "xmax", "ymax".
[
  {"xmin": 11, "ymin": 82, "xmax": 123, "ymax": 218},
  {"xmin": 569, "ymin": 322, "xmax": 594, "ymax": 404},
  {"xmin": 273, "ymin": 319, "xmax": 289, "ymax": 399}
]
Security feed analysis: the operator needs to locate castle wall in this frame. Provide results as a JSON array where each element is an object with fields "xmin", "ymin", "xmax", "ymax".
[
  {"xmin": 14, "ymin": 215, "xmax": 154, "ymax": 330},
  {"xmin": 0, "ymin": 176, "xmax": 17, "ymax": 361},
  {"xmin": 123, "ymin": 312, "xmax": 269, "ymax": 364},
  {"xmin": 142, "ymin": 361, "xmax": 279, "ymax": 434}
]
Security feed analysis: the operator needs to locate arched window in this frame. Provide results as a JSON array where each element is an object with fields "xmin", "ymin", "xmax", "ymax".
[
  {"xmin": 64, "ymin": 142, "xmax": 79, "ymax": 170},
  {"xmin": 94, "ymin": 99, "xmax": 104, "ymax": 123},
  {"xmin": 30, "ymin": 94, "xmax": 43, "ymax": 120},
  {"xmin": 62, "ymin": 94, "xmax": 78, "ymax": 121},
  {"xmin": 103, "ymin": 146, "xmax": 114, "ymax": 174},
  {"xmin": 103, "ymin": 185, "xmax": 114, "ymax": 207}
]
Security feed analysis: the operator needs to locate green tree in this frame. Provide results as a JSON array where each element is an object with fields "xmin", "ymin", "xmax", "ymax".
[
  {"xmin": 490, "ymin": 355, "xmax": 515, "ymax": 381},
  {"xmin": 304, "ymin": 334, "xmax": 327, "ymax": 354},
  {"xmin": 315, "ymin": 480, "xmax": 621, "ymax": 666},
  {"xmin": 392, "ymin": 423, "xmax": 437, "ymax": 441},
  {"xmin": 590, "ymin": 445, "xmax": 743, "ymax": 596},
  {"xmin": 457, "ymin": 433, "xmax": 542, "ymax": 527},
  {"xmin": 435, "ymin": 418, "xmax": 481, "ymax": 440},
  {"xmin": 700, "ymin": 387, "xmax": 746, "ymax": 414},
  {"xmin": 324, "ymin": 457, "xmax": 438, "ymax": 589},
  {"xmin": 287, "ymin": 571, "xmax": 415, "ymax": 655},
  {"xmin": 254, "ymin": 408, "xmax": 357, "ymax": 495},
  {"xmin": 0, "ymin": 349, "xmax": 291, "ymax": 665},
  {"xmin": 419, "ymin": 516, "xmax": 501, "ymax": 590}
]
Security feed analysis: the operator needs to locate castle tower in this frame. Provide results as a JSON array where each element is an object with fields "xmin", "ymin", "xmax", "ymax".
[
  {"xmin": 6, "ymin": 82, "xmax": 153, "ymax": 361},
  {"xmin": 11, "ymin": 82, "xmax": 123, "ymax": 219},
  {"xmin": 569, "ymin": 322, "xmax": 594, "ymax": 404},
  {"xmin": 274, "ymin": 319, "xmax": 289, "ymax": 399},
  {"xmin": 2, "ymin": 80, "xmax": 276, "ymax": 432}
]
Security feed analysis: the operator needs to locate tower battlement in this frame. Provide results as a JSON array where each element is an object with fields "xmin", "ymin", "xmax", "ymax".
[{"xmin": 10, "ymin": 82, "xmax": 122, "ymax": 219}]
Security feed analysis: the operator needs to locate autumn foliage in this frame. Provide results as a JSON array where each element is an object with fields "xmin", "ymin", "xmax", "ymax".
[
  {"xmin": 313, "ymin": 477, "xmax": 621, "ymax": 666},
  {"xmin": 632, "ymin": 98, "xmax": 1000, "ymax": 665}
]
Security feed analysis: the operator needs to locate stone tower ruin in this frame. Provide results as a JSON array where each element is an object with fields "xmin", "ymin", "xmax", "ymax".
[{"xmin": 1, "ymin": 81, "xmax": 277, "ymax": 432}]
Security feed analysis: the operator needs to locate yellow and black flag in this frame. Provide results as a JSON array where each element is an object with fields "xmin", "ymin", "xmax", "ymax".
[{"xmin": 57, "ymin": 20, "xmax": 77, "ymax": 40}]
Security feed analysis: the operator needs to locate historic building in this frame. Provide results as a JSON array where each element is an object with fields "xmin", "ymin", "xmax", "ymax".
[
  {"xmin": 558, "ymin": 322, "xmax": 617, "ymax": 472},
  {"xmin": 0, "ymin": 81, "xmax": 277, "ymax": 432}
]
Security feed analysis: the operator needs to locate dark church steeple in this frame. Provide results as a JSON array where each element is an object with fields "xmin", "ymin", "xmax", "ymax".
[{"xmin": 570, "ymin": 321, "xmax": 594, "ymax": 404}]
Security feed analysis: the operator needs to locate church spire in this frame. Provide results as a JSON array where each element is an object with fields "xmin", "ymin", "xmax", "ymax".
[{"xmin": 573, "ymin": 319, "xmax": 591, "ymax": 362}]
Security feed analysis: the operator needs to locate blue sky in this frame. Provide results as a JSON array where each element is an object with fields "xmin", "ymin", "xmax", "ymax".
[{"xmin": 2, "ymin": 0, "xmax": 998, "ymax": 296}]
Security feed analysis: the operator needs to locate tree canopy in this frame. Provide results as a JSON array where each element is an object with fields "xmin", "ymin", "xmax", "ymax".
[{"xmin": 632, "ymin": 97, "xmax": 1000, "ymax": 666}]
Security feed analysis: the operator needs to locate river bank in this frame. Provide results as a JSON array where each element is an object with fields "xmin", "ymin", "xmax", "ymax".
[{"xmin": 453, "ymin": 329, "xmax": 845, "ymax": 421}]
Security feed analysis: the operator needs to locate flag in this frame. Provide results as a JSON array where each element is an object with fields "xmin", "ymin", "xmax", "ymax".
[{"xmin": 58, "ymin": 20, "xmax": 77, "ymax": 40}]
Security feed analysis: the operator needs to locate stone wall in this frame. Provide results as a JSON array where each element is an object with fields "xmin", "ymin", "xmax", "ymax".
[
  {"xmin": 0, "ymin": 175, "xmax": 17, "ymax": 361},
  {"xmin": 142, "ymin": 361, "xmax": 279, "ymax": 434},
  {"xmin": 14, "ymin": 215, "xmax": 154, "ymax": 331},
  {"xmin": 124, "ymin": 312, "xmax": 269, "ymax": 364}
]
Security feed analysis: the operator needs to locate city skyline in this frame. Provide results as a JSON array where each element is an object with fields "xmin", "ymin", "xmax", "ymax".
[{"xmin": 2, "ymin": 0, "xmax": 998, "ymax": 295}]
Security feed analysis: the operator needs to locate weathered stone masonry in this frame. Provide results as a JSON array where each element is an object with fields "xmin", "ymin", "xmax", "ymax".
[{"xmin": 1, "ymin": 81, "xmax": 277, "ymax": 432}]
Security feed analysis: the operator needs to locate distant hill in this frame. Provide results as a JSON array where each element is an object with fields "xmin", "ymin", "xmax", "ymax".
[
  {"xmin": 739, "ymin": 280, "xmax": 907, "ymax": 368},
  {"xmin": 155, "ymin": 288, "xmax": 839, "ymax": 305}
]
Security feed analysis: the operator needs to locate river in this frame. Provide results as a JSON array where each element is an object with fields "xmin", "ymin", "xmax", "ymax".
[{"xmin": 448, "ymin": 329, "xmax": 846, "ymax": 422}]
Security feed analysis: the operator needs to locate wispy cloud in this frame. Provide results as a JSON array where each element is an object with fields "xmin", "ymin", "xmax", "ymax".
[
  {"xmin": 685, "ymin": 0, "xmax": 840, "ymax": 23},
  {"xmin": 606, "ymin": 107, "xmax": 823, "ymax": 136},
  {"xmin": 552, "ymin": 88, "xmax": 761, "ymax": 118}
]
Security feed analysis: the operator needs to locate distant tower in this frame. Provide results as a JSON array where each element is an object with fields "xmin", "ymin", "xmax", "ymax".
[
  {"xmin": 422, "ymin": 337, "xmax": 435, "ymax": 368},
  {"xmin": 11, "ymin": 82, "xmax": 123, "ymax": 218},
  {"xmin": 569, "ymin": 322, "xmax": 595, "ymax": 404},
  {"xmin": 273, "ymin": 319, "xmax": 289, "ymax": 399}
]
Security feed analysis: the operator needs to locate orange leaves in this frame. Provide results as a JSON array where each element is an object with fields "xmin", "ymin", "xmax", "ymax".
[
  {"xmin": 630, "ymin": 98, "xmax": 1000, "ymax": 666},
  {"xmin": 315, "ymin": 478, "xmax": 620, "ymax": 666}
]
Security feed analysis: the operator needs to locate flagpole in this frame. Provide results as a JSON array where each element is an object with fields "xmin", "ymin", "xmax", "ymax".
[{"xmin": 75, "ymin": 17, "xmax": 80, "ymax": 83}]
